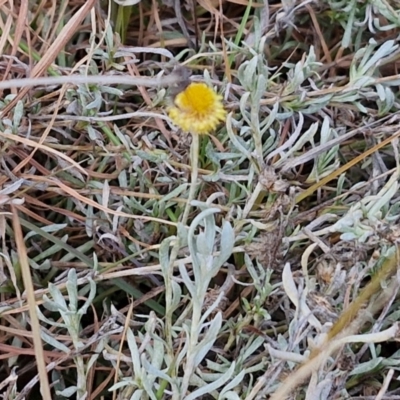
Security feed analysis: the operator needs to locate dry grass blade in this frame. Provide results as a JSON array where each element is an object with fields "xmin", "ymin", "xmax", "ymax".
[
  {"xmin": 0, "ymin": 130, "xmax": 87, "ymax": 175},
  {"xmin": 296, "ymin": 128, "xmax": 400, "ymax": 204},
  {"xmin": 2, "ymin": 1, "xmax": 28, "ymax": 81},
  {"xmin": 1, "ymin": 0, "xmax": 97, "ymax": 115},
  {"xmin": 10, "ymin": 206, "xmax": 51, "ymax": 400}
]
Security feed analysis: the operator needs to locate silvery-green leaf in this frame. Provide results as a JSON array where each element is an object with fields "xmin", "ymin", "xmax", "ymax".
[
  {"xmin": 127, "ymin": 328, "xmax": 142, "ymax": 376},
  {"xmin": 56, "ymin": 386, "xmax": 77, "ymax": 397},
  {"xmin": 375, "ymin": 83, "xmax": 386, "ymax": 101},
  {"xmin": 205, "ymin": 358, "xmax": 228, "ymax": 373},
  {"xmin": 130, "ymin": 390, "xmax": 145, "ymax": 400},
  {"xmin": 244, "ymin": 361, "xmax": 267, "ymax": 374},
  {"xmin": 66, "ymin": 269, "xmax": 78, "ymax": 312},
  {"xmin": 267, "ymin": 113, "xmax": 304, "ymax": 163},
  {"xmin": 367, "ymin": 180, "xmax": 398, "ymax": 218},
  {"xmin": 86, "ymin": 91, "xmax": 102, "ymax": 110},
  {"xmin": 203, "ymin": 209, "xmax": 217, "ymax": 252},
  {"xmin": 377, "ymin": 87, "xmax": 394, "ymax": 115},
  {"xmin": 220, "ymin": 391, "xmax": 241, "ymax": 400},
  {"xmin": 196, "ymin": 231, "xmax": 213, "ymax": 259},
  {"xmin": 193, "ymin": 312, "xmax": 222, "ymax": 366},
  {"xmin": 118, "ymin": 169, "xmax": 128, "ymax": 188},
  {"xmin": 33, "ymin": 239, "xmax": 68, "ymax": 263},
  {"xmin": 188, "ymin": 208, "xmax": 220, "ymax": 241},
  {"xmin": 360, "ymin": 40, "xmax": 397, "ymax": 76},
  {"xmin": 99, "ymin": 86, "xmax": 123, "ymax": 96},
  {"xmin": 226, "ymin": 113, "xmax": 252, "ymax": 159},
  {"xmin": 341, "ymin": 6, "xmax": 355, "ymax": 48},
  {"xmin": 39, "ymin": 299, "xmax": 67, "ymax": 319},
  {"xmin": 142, "ymin": 356, "xmax": 172, "ymax": 383},
  {"xmin": 123, "ymin": 196, "xmax": 151, "ymax": 213},
  {"xmin": 78, "ymin": 278, "xmax": 97, "ymax": 315},
  {"xmin": 274, "ymin": 121, "xmax": 318, "ymax": 168},
  {"xmin": 176, "ymin": 326, "xmax": 190, "ymax": 367},
  {"xmin": 113, "ymin": 124, "xmax": 131, "ymax": 150},
  {"xmin": 340, "ymin": 232, "xmax": 357, "ymax": 241},
  {"xmin": 8, "ymin": 320, "xmax": 25, "ymax": 367},
  {"xmin": 240, "ymin": 336, "xmax": 265, "ymax": 362},
  {"xmin": 349, "ymin": 357, "xmax": 383, "ymax": 375},
  {"xmin": 252, "ymin": 74, "xmax": 266, "ymax": 107},
  {"xmin": 47, "ymin": 284, "xmax": 68, "ymax": 311},
  {"xmin": 212, "ymin": 221, "xmax": 234, "ymax": 271},
  {"xmin": 319, "ymin": 116, "xmax": 332, "ymax": 143},
  {"xmin": 24, "ymin": 223, "xmax": 67, "ymax": 240},
  {"xmin": 0, "ymin": 179, "xmax": 24, "ymax": 195},
  {"xmin": 86, "ymin": 352, "xmax": 100, "ymax": 373},
  {"xmin": 185, "ymin": 362, "xmax": 235, "ymax": 400},
  {"xmin": 29, "ymin": 258, "xmax": 49, "ymax": 270},
  {"xmin": 219, "ymin": 369, "xmax": 246, "ymax": 398},
  {"xmin": 159, "ymin": 237, "xmax": 174, "ymax": 276},
  {"xmin": 238, "ymin": 57, "xmax": 258, "ymax": 91},
  {"xmin": 113, "ymin": 0, "xmax": 142, "ymax": 5},
  {"xmin": 260, "ymin": 102, "xmax": 279, "ymax": 134},
  {"xmin": 200, "ymin": 292, "xmax": 226, "ymax": 325},
  {"xmin": 136, "ymin": 149, "xmax": 169, "ymax": 163},
  {"xmin": 158, "ymin": 183, "xmax": 189, "ymax": 205},
  {"xmin": 102, "ymin": 180, "xmax": 110, "ymax": 209},
  {"xmin": 176, "ymin": 223, "xmax": 189, "ymax": 246},
  {"xmin": 244, "ymin": 253, "xmax": 262, "ymax": 285},
  {"xmin": 103, "ymin": 22, "xmax": 114, "ymax": 50},
  {"xmin": 87, "ymin": 125, "xmax": 102, "ymax": 142},
  {"xmin": 282, "ymin": 263, "xmax": 299, "ymax": 309},
  {"xmin": 354, "ymin": 101, "xmax": 368, "ymax": 113},
  {"xmin": 116, "ymin": 46, "xmax": 173, "ymax": 59},
  {"xmin": 239, "ymin": 92, "xmax": 251, "ymax": 127},
  {"xmin": 41, "ymin": 330, "xmax": 70, "ymax": 353},
  {"xmin": 13, "ymin": 101, "xmax": 24, "ymax": 129},
  {"xmin": 150, "ymin": 336, "xmax": 164, "ymax": 371},
  {"xmin": 85, "ymin": 204, "xmax": 94, "ymax": 237},
  {"xmin": 171, "ymin": 280, "xmax": 182, "ymax": 310},
  {"xmin": 197, "ymin": 370, "xmax": 224, "ymax": 381},
  {"xmin": 179, "ymin": 261, "xmax": 195, "ymax": 300},
  {"xmin": 188, "ymin": 208, "xmax": 220, "ymax": 275},
  {"xmin": 108, "ymin": 380, "xmax": 131, "ymax": 391},
  {"xmin": 140, "ymin": 366, "xmax": 158, "ymax": 400}
]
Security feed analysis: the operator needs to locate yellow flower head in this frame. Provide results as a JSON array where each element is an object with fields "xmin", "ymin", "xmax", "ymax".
[{"xmin": 168, "ymin": 82, "xmax": 226, "ymax": 135}]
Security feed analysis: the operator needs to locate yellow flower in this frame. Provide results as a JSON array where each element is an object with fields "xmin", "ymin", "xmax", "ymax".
[{"xmin": 168, "ymin": 82, "xmax": 226, "ymax": 135}]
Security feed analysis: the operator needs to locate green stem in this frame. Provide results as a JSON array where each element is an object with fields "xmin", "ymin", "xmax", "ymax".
[
  {"xmin": 181, "ymin": 133, "xmax": 200, "ymax": 226},
  {"xmin": 157, "ymin": 132, "xmax": 200, "ymax": 399}
]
